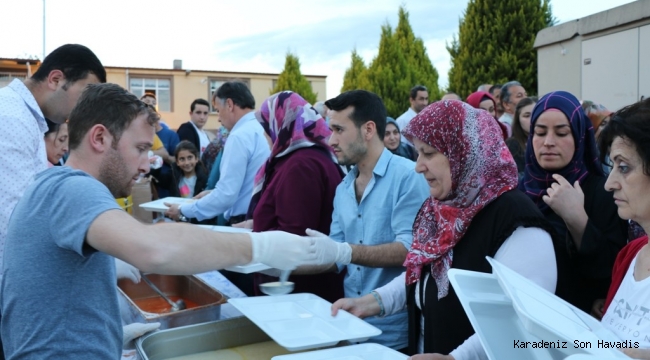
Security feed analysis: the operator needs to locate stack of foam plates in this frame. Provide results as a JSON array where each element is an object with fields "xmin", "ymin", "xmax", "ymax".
[{"xmin": 448, "ymin": 257, "xmax": 630, "ymax": 360}]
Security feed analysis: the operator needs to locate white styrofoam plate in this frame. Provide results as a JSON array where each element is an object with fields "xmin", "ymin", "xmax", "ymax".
[
  {"xmin": 139, "ymin": 197, "xmax": 197, "ymax": 212},
  {"xmin": 228, "ymin": 293, "xmax": 382, "ymax": 352},
  {"xmin": 272, "ymin": 343, "xmax": 407, "ymax": 360},
  {"xmin": 485, "ymin": 257, "xmax": 627, "ymax": 359},
  {"xmin": 448, "ymin": 267, "xmax": 631, "ymax": 360},
  {"xmin": 448, "ymin": 270, "xmax": 559, "ymax": 360}
]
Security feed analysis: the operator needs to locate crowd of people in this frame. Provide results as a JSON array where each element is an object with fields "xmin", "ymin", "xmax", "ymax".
[{"xmin": 0, "ymin": 42, "xmax": 649, "ymax": 360}]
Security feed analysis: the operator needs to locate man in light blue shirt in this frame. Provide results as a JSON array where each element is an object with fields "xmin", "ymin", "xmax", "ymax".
[
  {"xmin": 303, "ymin": 90, "xmax": 429, "ymax": 350},
  {"xmin": 165, "ymin": 82, "xmax": 269, "ymax": 224}
]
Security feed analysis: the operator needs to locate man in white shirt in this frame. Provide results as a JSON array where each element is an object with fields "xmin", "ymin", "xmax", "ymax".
[
  {"xmin": 497, "ymin": 81, "xmax": 527, "ymax": 138},
  {"xmin": 165, "ymin": 82, "xmax": 269, "ymax": 225},
  {"xmin": 395, "ymin": 85, "xmax": 429, "ymax": 146},
  {"xmin": 0, "ymin": 44, "xmax": 104, "ymax": 277},
  {"xmin": 176, "ymin": 98, "xmax": 211, "ymax": 156}
]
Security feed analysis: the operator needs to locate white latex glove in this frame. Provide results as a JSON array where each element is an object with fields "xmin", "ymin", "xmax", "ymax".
[
  {"xmin": 249, "ymin": 231, "xmax": 318, "ymax": 270},
  {"xmin": 115, "ymin": 258, "xmax": 141, "ymax": 283},
  {"xmin": 305, "ymin": 229, "xmax": 352, "ymax": 265},
  {"xmin": 122, "ymin": 322, "xmax": 160, "ymax": 348}
]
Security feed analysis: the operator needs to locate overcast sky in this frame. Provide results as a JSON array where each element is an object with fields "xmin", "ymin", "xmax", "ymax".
[{"xmin": 0, "ymin": 0, "xmax": 636, "ymax": 99}]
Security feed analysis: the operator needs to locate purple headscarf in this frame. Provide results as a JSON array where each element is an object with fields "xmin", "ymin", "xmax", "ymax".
[{"xmin": 520, "ymin": 91, "xmax": 604, "ymax": 210}]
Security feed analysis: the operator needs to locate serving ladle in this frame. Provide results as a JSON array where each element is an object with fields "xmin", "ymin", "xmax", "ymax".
[
  {"xmin": 259, "ymin": 269, "xmax": 294, "ymax": 296},
  {"xmin": 141, "ymin": 273, "xmax": 187, "ymax": 312}
]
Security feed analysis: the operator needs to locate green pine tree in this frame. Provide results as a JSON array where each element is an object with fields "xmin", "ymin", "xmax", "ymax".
[
  {"xmin": 447, "ymin": 0, "xmax": 555, "ymax": 98},
  {"xmin": 364, "ymin": 23, "xmax": 415, "ymax": 118},
  {"xmin": 394, "ymin": 6, "xmax": 441, "ymax": 100},
  {"xmin": 341, "ymin": 49, "xmax": 369, "ymax": 92},
  {"xmin": 271, "ymin": 53, "xmax": 318, "ymax": 104}
]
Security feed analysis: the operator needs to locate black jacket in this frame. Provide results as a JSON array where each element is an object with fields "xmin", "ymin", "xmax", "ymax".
[{"xmin": 176, "ymin": 121, "xmax": 201, "ymax": 152}]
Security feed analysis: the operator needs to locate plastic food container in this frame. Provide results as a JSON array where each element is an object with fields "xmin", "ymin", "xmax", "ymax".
[{"xmin": 137, "ymin": 316, "xmax": 311, "ymax": 360}]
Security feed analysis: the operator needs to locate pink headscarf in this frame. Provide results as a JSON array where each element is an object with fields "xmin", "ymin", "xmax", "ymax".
[
  {"xmin": 247, "ymin": 91, "xmax": 335, "ymax": 217},
  {"xmin": 402, "ymin": 100, "xmax": 518, "ymax": 298}
]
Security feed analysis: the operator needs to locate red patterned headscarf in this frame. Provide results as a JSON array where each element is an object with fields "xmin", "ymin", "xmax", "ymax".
[
  {"xmin": 402, "ymin": 100, "xmax": 518, "ymax": 298},
  {"xmin": 465, "ymin": 91, "xmax": 509, "ymax": 140}
]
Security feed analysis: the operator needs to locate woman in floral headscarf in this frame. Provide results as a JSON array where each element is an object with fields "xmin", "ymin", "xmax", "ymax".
[
  {"xmin": 520, "ymin": 90, "xmax": 628, "ymax": 313},
  {"xmin": 465, "ymin": 90, "xmax": 509, "ymax": 141},
  {"xmin": 248, "ymin": 91, "xmax": 345, "ymax": 302},
  {"xmin": 332, "ymin": 100, "xmax": 557, "ymax": 358}
]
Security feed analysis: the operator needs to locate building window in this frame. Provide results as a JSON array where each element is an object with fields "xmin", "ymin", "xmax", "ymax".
[
  {"xmin": 208, "ymin": 78, "xmax": 250, "ymax": 113},
  {"xmin": 209, "ymin": 79, "xmax": 225, "ymax": 113},
  {"xmin": 129, "ymin": 77, "xmax": 172, "ymax": 112}
]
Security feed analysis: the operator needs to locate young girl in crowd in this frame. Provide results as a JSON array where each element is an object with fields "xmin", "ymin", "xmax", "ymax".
[
  {"xmin": 44, "ymin": 119, "xmax": 69, "ymax": 167},
  {"xmin": 167, "ymin": 140, "xmax": 208, "ymax": 199},
  {"xmin": 160, "ymin": 141, "xmax": 210, "ymax": 224},
  {"xmin": 506, "ymin": 97, "xmax": 536, "ymax": 179}
]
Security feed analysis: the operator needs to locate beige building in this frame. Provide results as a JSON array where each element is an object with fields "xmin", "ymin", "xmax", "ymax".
[
  {"xmin": 534, "ymin": 1, "xmax": 650, "ymax": 112},
  {"xmin": 0, "ymin": 58, "xmax": 327, "ymax": 131}
]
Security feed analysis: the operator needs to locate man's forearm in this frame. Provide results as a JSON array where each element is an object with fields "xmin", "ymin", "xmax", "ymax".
[{"xmin": 350, "ymin": 242, "xmax": 408, "ymax": 267}]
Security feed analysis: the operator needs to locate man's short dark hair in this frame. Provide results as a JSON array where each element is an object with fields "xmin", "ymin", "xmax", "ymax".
[
  {"xmin": 214, "ymin": 81, "xmax": 255, "ymax": 109},
  {"xmin": 190, "ymin": 98, "xmax": 210, "ymax": 112},
  {"xmin": 410, "ymin": 85, "xmax": 428, "ymax": 100},
  {"xmin": 68, "ymin": 84, "xmax": 158, "ymax": 151},
  {"xmin": 31, "ymin": 44, "xmax": 106, "ymax": 85},
  {"xmin": 325, "ymin": 90, "xmax": 387, "ymax": 140},
  {"xmin": 141, "ymin": 93, "xmax": 156, "ymax": 100},
  {"xmin": 489, "ymin": 84, "xmax": 502, "ymax": 95}
]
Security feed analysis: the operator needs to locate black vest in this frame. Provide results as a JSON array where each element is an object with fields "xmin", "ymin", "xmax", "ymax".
[{"xmin": 406, "ymin": 190, "xmax": 556, "ymax": 355}]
